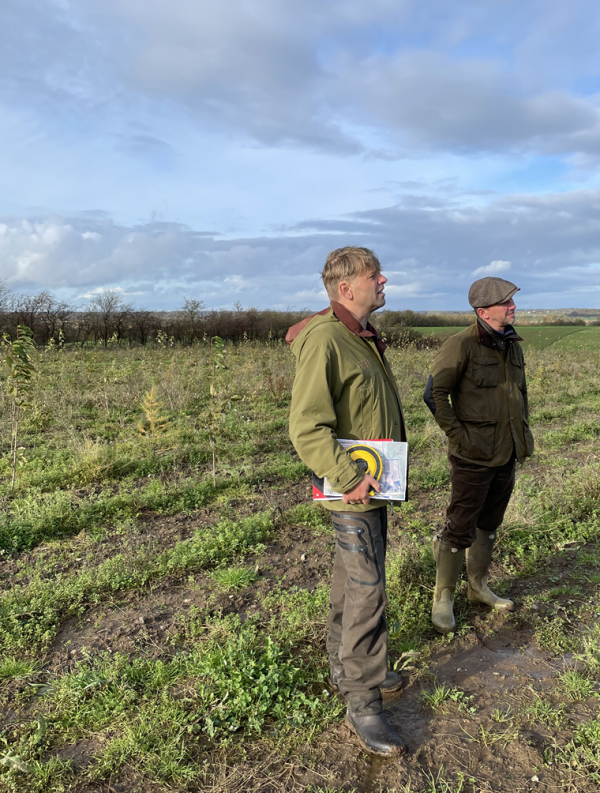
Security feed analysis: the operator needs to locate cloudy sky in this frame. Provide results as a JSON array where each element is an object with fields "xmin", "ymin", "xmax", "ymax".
[{"xmin": 2, "ymin": 0, "xmax": 600, "ymax": 310}]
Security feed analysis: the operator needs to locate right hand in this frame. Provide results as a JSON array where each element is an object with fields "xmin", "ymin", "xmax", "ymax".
[{"xmin": 342, "ymin": 475, "xmax": 381, "ymax": 505}]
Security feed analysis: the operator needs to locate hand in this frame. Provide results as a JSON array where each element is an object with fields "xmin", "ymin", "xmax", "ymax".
[{"xmin": 342, "ymin": 475, "xmax": 381, "ymax": 505}]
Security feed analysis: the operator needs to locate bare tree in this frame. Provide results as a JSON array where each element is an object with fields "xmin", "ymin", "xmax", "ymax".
[
  {"xmin": 178, "ymin": 298, "xmax": 205, "ymax": 342},
  {"xmin": 89, "ymin": 289, "xmax": 134, "ymax": 346}
]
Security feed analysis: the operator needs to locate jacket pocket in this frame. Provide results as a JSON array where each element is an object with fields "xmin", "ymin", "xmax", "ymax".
[
  {"xmin": 355, "ymin": 384, "xmax": 373, "ymax": 437},
  {"xmin": 456, "ymin": 419, "xmax": 498, "ymax": 460},
  {"xmin": 471, "ymin": 357, "xmax": 499, "ymax": 388}
]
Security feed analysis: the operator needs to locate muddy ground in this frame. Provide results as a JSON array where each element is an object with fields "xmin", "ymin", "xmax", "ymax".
[{"xmin": 4, "ymin": 481, "xmax": 599, "ymax": 793}]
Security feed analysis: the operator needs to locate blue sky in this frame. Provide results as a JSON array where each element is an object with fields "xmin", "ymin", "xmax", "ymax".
[{"xmin": 2, "ymin": 0, "xmax": 600, "ymax": 310}]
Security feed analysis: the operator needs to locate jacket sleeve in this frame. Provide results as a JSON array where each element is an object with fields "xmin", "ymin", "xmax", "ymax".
[
  {"xmin": 430, "ymin": 337, "xmax": 469, "ymax": 438},
  {"xmin": 289, "ymin": 334, "xmax": 364, "ymax": 494},
  {"xmin": 423, "ymin": 375, "xmax": 436, "ymax": 416}
]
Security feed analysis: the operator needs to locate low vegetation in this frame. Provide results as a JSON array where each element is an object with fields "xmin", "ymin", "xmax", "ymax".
[{"xmin": 1, "ymin": 331, "xmax": 600, "ymax": 792}]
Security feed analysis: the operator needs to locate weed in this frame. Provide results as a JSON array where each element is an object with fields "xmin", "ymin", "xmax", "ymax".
[
  {"xmin": 551, "ymin": 717, "xmax": 600, "ymax": 783},
  {"xmin": 0, "ymin": 657, "xmax": 41, "ymax": 681},
  {"xmin": 491, "ymin": 706, "xmax": 513, "ymax": 723},
  {"xmin": 524, "ymin": 694, "xmax": 567, "ymax": 729},
  {"xmin": 3, "ymin": 326, "xmax": 36, "ymax": 489},
  {"xmin": 137, "ymin": 385, "xmax": 168, "ymax": 437},
  {"xmin": 421, "ymin": 684, "xmax": 467, "ymax": 712},
  {"xmin": 559, "ymin": 669, "xmax": 596, "ymax": 701},
  {"xmin": 211, "ymin": 566, "xmax": 258, "ymax": 591},
  {"xmin": 422, "ymin": 767, "xmax": 474, "ymax": 793}
]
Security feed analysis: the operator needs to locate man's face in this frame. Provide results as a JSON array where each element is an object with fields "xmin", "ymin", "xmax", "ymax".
[
  {"xmin": 481, "ymin": 297, "xmax": 516, "ymax": 330},
  {"xmin": 347, "ymin": 268, "xmax": 387, "ymax": 315}
]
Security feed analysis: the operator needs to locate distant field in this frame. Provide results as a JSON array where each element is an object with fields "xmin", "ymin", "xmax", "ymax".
[{"xmin": 415, "ymin": 324, "xmax": 600, "ymax": 350}]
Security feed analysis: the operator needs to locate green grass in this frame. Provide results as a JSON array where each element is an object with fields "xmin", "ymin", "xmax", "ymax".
[
  {"xmin": 414, "ymin": 324, "xmax": 600, "ymax": 350},
  {"xmin": 2, "ymin": 340, "xmax": 600, "ymax": 791}
]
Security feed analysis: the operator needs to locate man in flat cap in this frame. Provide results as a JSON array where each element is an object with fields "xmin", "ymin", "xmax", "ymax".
[{"xmin": 423, "ymin": 276, "xmax": 534, "ymax": 633}]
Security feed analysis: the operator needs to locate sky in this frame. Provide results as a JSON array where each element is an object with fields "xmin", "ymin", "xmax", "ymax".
[{"xmin": 2, "ymin": 0, "xmax": 600, "ymax": 311}]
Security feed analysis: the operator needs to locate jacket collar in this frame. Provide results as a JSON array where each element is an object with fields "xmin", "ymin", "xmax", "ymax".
[
  {"xmin": 330, "ymin": 301, "xmax": 387, "ymax": 354},
  {"xmin": 285, "ymin": 302, "xmax": 387, "ymax": 354},
  {"xmin": 477, "ymin": 317, "xmax": 522, "ymax": 348}
]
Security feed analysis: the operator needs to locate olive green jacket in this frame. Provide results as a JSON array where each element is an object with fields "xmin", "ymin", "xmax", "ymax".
[
  {"xmin": 430, "ymin": 322, "xmax": 534, "ymax": 466},
  {"xmin": 288, "ymin": 303, "xmax": 406, "ymax": 512}
]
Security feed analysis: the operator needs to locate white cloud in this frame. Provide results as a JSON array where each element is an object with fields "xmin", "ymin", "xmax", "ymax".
[
  {"xmin": 472, "ymin": 260, "xmax": 512, "ymax": 276},
  {"xmin": 2, "ymin": 186, "xmax": 600, "ymax": 310}
]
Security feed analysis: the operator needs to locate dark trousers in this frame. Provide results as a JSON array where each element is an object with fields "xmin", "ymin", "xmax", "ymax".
[
  {"xmin": 326, "ymin": 507, "xmax": 388, "ymax": 716},
  {"xmin": 440, "ymin": 453, "xmax": 516, "ymax": 549}
]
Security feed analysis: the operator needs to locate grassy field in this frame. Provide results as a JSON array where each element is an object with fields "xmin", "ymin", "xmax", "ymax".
[
  {"xmin": 417, "ymin": 325, "xmax": 600, "ymax": 351},
  {"xmin": 1, "ymin": 340, "xmax": 600, "ymax": 792}
]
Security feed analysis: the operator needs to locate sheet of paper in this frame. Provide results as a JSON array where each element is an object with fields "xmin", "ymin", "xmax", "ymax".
[{"xmin": 319, "ymin": 439, "xmax": 408, "ymax": 501}]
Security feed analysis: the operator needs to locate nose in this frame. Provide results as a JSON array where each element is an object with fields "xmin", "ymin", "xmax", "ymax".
[{"xmin": 379, "ymin": 274, "xmax": 388, "ymax": 285}]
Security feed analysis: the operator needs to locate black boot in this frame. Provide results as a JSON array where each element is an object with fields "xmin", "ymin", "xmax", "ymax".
[
  {"xmin": 345, "ymin": 710, "xmax": 407, "ymax": 757},
  {"xmin": 329, "ymin": 665, "xmax": 403, "ymax": 694}
]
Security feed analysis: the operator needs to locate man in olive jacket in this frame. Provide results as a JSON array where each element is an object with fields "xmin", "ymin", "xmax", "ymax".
[
  {"xmin": 287, "ymin": 247, "xmax": 407, "ymax": 757},
  {"xmin": 424, "ymin": 277, "xmax": 534, "ymax": 634}
]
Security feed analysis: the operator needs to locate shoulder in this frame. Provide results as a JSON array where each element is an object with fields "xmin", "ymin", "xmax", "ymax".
[
  {"xmin": 437, "ymin": 324, "xmax": 478, "ymax": 356},
  {"xmin": 294, "ymin": 313, "xmax": 346, "ymax": 357}
]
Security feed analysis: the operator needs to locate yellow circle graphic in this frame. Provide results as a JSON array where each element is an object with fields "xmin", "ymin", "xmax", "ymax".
[{"xmin": 346, "ymin": 444, "xmax": 383, "ymax": 482}]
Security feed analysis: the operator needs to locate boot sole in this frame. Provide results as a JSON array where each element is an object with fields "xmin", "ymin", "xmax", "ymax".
[
  {"xmin": 344, "ymin": 716, "xmax": 408, "ymax": 757},
  {"xmin": 431, "ymin": 614, "xmax": 456, "ymax": 634},
  {"xmin": 467, "ymin": 597, "xmax": 515, "ymax": 611}
]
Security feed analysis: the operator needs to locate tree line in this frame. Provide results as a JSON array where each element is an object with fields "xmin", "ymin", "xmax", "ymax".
[
  {"xmin": 0, "ymin": 283, "xmax": 590, "ymax": 348},
  {"xmin": 0, "ymin": 285, "xmax": 314, "ymax": 346}
]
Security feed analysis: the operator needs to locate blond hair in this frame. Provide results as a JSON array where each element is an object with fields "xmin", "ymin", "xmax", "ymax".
[{"xmin": 321, "ymin": 247, "xmax": 382, "ymax": 300}]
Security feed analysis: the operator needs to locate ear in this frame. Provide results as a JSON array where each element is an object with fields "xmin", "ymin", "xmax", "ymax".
[
  {"xmin": 338, "ymin": 279, "xmax": 354, "ymax": 301},
  {"xmin": 476, "ymin": 307, "xmax": 488, "ymax": 321}
]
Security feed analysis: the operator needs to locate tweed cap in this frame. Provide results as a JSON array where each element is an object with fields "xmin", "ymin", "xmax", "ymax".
[{"xmin": 468, "ymin": 277, "xmax": 519, "ymax": 309}]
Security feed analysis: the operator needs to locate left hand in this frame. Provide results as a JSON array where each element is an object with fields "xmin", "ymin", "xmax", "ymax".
[{"xmin": 342, "ymin": 474, "xmax": 381, "ymax": 505}]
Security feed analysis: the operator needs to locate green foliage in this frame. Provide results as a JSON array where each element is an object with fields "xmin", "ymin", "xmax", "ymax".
[
  {"xmin": 211, "ymin": 566, "xmax": 258, "ymax": 591},
  {"xmin": 285, "ymin": 503, "xmax": 331, "ymax": 534},
  {"xmin": 3, "ymin": 326, "xmax": 37, "ymax": 489},
  {"xmin": 420, "ymin": 684, "xmax": 469, "ymax": 712},
  {"xmin": 2, "ymin": 338, "xmax": 600, "ymax": 791},
  {"xmin": 0, "ymin": 512, "xmax": 274, "ymax": 653},
  {"xmin": 558, "ymin": 669, "xmax": 596, "ymax": 701},
  {"xmin": 0, "ymin": 657, "xmax": 41, "ymax": 681},
  {"xmin": 552, "ymin": 717, "xmax": 600, "ymax": 783},
  {"xmin": 192, "ymin": 621, "xmax": 334, "ymax": 738},
  {"xmin": 524, "ymin": 695, "xmax": 567, "ymax": 729}
]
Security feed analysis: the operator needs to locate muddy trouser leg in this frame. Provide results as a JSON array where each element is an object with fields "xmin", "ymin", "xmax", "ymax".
[{"xmin": 327, "ymin": 508, "xmax": 388, "ymax": 717}]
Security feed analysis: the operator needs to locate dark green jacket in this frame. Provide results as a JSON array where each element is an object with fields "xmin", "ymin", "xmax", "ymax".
[
  {"xmin": 287, "ymin": 303, "xmax": 406, "ymax": 512},
  {"xmin": 430, "ymin": 321, "xmax": 534, "ymax": 466}
]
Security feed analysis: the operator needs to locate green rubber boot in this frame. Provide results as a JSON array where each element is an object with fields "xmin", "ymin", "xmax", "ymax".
[
  {"xmin": 432, "ymin": 539, "xmax": 465, "ymax": 634},
  {"xmin": 466, "ymin": 529, "xmax": 514, "ymax": 611}
]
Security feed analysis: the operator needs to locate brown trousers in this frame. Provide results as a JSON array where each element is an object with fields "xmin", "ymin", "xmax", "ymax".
[
  {"xmin": 440, "ymin": 453, "xmax": 516, "ymax": 549},
  {"xmin": 327, "ymin": 507, "xmax": 388, "ymax": 716}
]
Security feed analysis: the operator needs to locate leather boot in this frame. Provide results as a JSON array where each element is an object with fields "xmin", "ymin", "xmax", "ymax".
[
  {"xmin": 467, "ymin": 529, "xmax": 514, "ymax": 610},
  {"xmin": 329, "ymin": 664, "xmax": 403, "ymax": 694},
  {"xmin": 345, "ymin": 710, "xmax": 407, "ymax": 757},
  {"xmin": 432, "ymin": 538, "xmax": 465, "ymax": 634}
]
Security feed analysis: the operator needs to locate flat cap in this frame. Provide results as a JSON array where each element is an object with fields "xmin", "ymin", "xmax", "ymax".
[{"xmin": 468, "ymin": 276, "xmax": 519, "ymax": 309}]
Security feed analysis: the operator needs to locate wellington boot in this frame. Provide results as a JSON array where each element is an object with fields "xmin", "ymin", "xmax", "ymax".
[
  {"xmin": 345, "ymin": 710, "xmax": 407, "ymax": 757},
  {"xmin": 431, "ymin": 540, "xmax": 465, "ymax": 634},
  {"xmin": 467, "ymin": 529, "xmax": 514, "ymax": 611}
]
